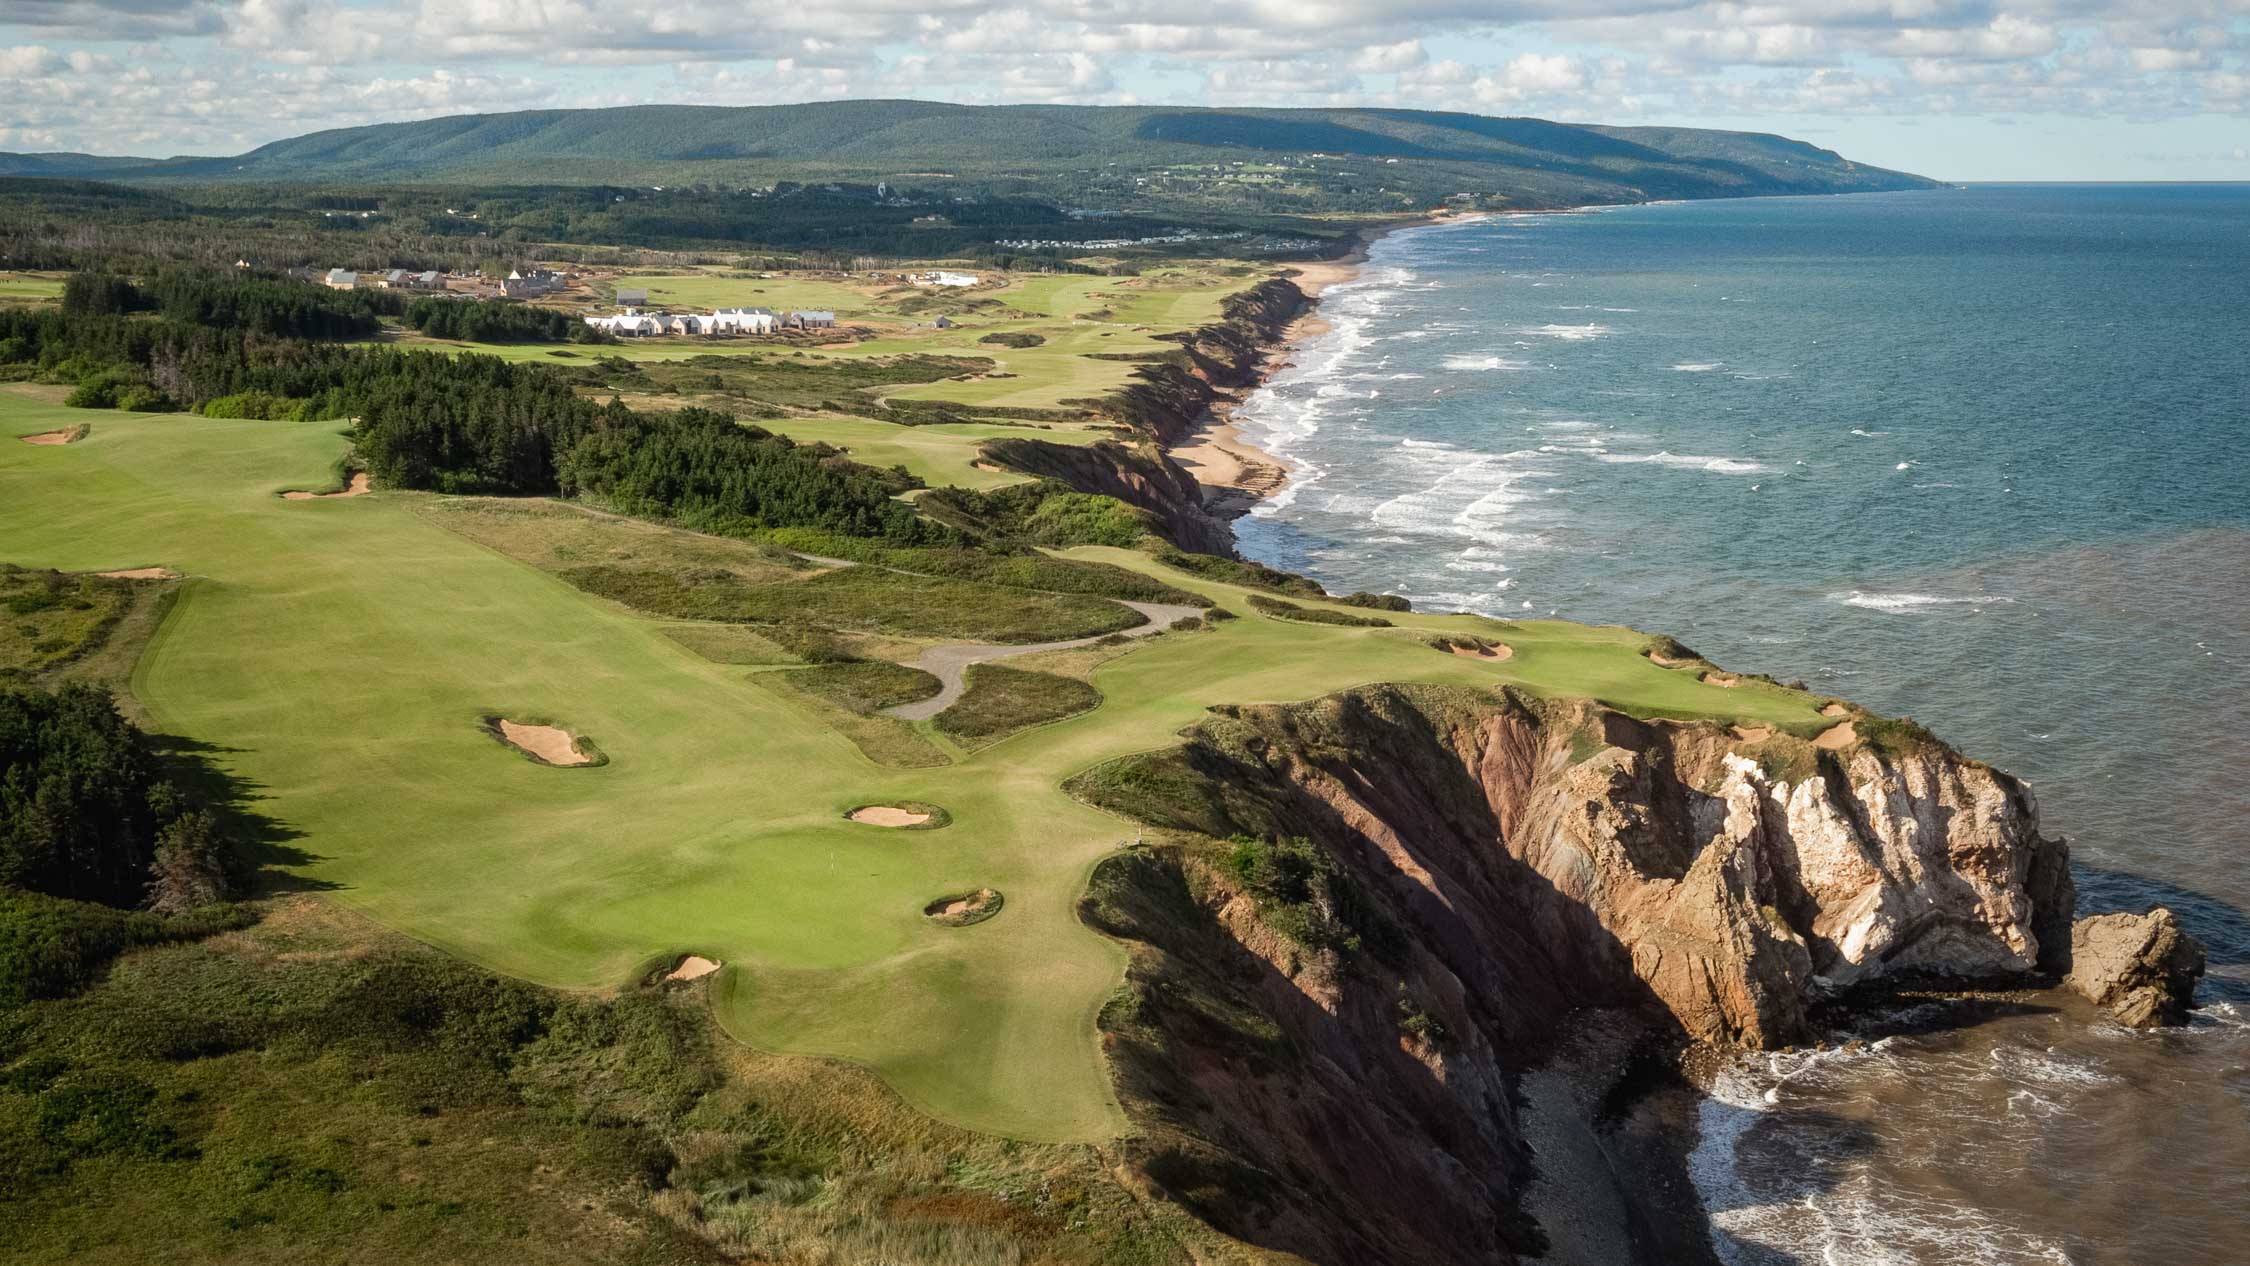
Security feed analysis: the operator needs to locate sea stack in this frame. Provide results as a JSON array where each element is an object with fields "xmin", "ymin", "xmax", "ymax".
[{"xmin": 2066, "ymin": 907, "xmax": 2207, "ymax": 1027}]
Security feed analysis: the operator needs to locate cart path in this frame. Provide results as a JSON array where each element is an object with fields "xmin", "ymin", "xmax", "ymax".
[{"xmin": 884, "ymin": 600, "xmax": 1205, "ymax": 721}]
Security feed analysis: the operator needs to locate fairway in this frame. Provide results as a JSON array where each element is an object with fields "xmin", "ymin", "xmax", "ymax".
[{"xmin": 0, "ymin": 402, "xmax": 1831, "ymax": 1142}]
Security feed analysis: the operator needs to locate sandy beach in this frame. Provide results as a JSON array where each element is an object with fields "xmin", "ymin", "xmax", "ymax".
[{"xmin": 1167, "ymin": 213, "xmax": 1450, "ymax": 518}]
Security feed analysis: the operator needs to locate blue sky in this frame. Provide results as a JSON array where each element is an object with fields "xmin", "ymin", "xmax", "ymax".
[{"xmin": 2, "ymin": 1, "xmax": 2245, "ymax": 179}]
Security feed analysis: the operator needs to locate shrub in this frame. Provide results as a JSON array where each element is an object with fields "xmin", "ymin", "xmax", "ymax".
[
  {"xmin": 1245, "ymin": 594, "xmax": 1391, "ymax": 627},
  {"xmin": 64, "ymin": 369, "xmax": 145, "ymax": 410},
  {"xmin": 199, "ymin": 390, "xmax": 311, "ymax": 421},
  {"xmin": 0, "ymin": 887, "xmax": 249, "ymax": 1006},
  {"xmin": 115, "ymin": 385, "xmax": 177, "ymax": 413},
  {"xmin": 1220, "ymin": 835, "xmax": 1398, "ymax": 960}
]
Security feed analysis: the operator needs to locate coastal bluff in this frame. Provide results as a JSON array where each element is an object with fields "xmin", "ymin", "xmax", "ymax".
[{"xmin": 1076, "ymin": 686, "xmax": 2082, "ymax": 1266}]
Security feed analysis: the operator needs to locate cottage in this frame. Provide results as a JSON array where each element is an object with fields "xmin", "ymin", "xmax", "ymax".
[
  {"xmin": 930, "ymin": 315, "xmax": 956, "ymax": 329},
  {"xmin": 323, "ymin": 269, "xmax": 358, "ymax": 290},
  {"xmin": 412, "ymin": 270, "xmax": 443, "ymax": 290},
  {"xmin": 502, "ymin": 268, "xmax": 564, "ymax": 299},
  {"xmin": 615, "ymin": 288, "xmax": 648, "ymax": 308},
  {"xmin": 710, "ymin": 307, "xmax": 777, "ymax": 335},
  {"xmin": 666, "ymin": 314, "xmax": 708, "ymax": 336},
  {"xmin": 788, "ymin": 310, "xmax": 837, "ymax": 329},
  {"xmin": 379, "ymin": 269, "xmax": 410, "ymax": 288},
  {"xmin": 586, "ymin": 313, "xmax": 661, "ymax": 337}
]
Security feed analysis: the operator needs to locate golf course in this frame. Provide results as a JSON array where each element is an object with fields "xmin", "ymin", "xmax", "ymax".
[{"xmin": 0, "ymin": 390, "xmax": 1836, "ymax": 1143}]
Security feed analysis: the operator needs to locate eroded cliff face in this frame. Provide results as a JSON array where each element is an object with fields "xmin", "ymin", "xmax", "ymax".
[
  {"xmin": 1076, "ymin": 684, "xmax": 2073, "ymax": 1266},
  {"xmin": 1099, "ymin": 278, "xmax": 1310, "ymax": 446},
  {"xmin": 978, "ymin": 436, "xmax": 1237, "ymax": 556},
  {"xmin": 977, "ymin": 278, "xmax": 1309, "ymax": 558}
]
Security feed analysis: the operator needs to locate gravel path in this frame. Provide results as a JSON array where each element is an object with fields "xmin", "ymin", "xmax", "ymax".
[
  {"xmin": 884, "ymin": 601, "xmax": 1204, "ymax": 721},
  {"xmin": 783, "ymin": 551, "xmax": 1204, "ymax": 722}
]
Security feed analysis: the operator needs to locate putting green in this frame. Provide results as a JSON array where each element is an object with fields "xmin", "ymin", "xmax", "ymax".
[{"xmin": 0, "ymin": 402, "xmax": 1829, "ymax": 1142}]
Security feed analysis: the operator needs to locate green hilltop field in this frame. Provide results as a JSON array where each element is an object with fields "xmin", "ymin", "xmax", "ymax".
[{"xmin": 0, "ymin": 396, "xmax": 1834, "ymax": 1142}]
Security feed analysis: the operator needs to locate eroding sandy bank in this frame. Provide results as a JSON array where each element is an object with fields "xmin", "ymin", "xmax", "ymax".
[
  {"xmin": 666, "ymin": 955, "xmax": 721, "ymax": 981},
  {"xmin": 282, "ymin": 472, "xmax": 371, "ymax": 500}
]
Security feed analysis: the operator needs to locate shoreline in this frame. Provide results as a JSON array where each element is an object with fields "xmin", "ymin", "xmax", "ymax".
[{"xmin": 1165, "ymin": 209, "xmax": 1487, "ymax": 520}]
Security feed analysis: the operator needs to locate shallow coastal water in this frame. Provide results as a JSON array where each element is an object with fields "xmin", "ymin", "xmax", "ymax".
[{"xmin": 1229, "ymin": 185, "xmax": 2250, "ymax": 1264}]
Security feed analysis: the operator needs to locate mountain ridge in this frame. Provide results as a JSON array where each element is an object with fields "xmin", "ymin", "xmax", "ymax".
[{"xmin": 0, "ymin": 100, "xmax": 1935, "ymax": 209}]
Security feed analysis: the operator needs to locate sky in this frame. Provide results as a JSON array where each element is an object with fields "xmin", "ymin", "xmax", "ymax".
[{"xmin": 1, "ymin": 1, "xmax": 2246, "ymax": 180}]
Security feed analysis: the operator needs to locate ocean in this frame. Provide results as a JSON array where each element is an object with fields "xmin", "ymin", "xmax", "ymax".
[{"xmin": 1228, "ymin": 184, "xmax": 2250, "ymax": 1264}]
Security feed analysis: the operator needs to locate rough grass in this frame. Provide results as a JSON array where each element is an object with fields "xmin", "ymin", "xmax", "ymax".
[
  {"xmin": 754, "ymin": 672, "xmax": 953, "ymax": 770},
  {"xmin": 563, "ymin": 563, "xmax": 1145, "ymax": 644},
  {"xmin": 0, "ymin": 565, "xmax": 143, "ymax": 687},
  {"xmin": 1244, "ymin": 594, "xmax": 1391, "ymax": 628},
  {"xmin": 936, "ymin": 666, "xmax": 1102, "ymax": 747},
  {"xmin": 0, "ymin": 896, "xmax": 1213, "ymax": 1266},
  {"xmin": 656, "ymin": 622, "xmax": 806, "ymax": 666},
  {"xmin": 785, "ymin": 660, "xmax": 944, "ymax": 715},
  {"xmin": 412, "ymin": 495, "xmax": 806, "ymax": 584}
]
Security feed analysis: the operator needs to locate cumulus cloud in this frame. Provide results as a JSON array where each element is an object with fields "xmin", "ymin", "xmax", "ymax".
[{"xmin": 0, "ymin": 0, "xmax": 2242, "ymax": 154}]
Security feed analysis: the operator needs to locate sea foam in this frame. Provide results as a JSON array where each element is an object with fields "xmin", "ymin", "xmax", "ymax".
[{"xmin": 1829, "ymin": 591, "xmax": 2016, "ymax": 614}]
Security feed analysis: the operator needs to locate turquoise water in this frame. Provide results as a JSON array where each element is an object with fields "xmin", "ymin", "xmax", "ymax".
[{"xmin": 1232, "ymin": 185, "xmax": 2250, "ymax": 1264}]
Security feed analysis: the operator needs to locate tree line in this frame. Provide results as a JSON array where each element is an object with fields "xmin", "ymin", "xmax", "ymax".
[
  {"xmin": 0, "ymin": 684, "xmax": 234, "ymax": 914},
  {"xmin": 62, "ymin": 267, "xmax": 400, "ymax": 339},
  {"xmin": 402, "ymin": 295, "xmax": 607, "ymax": 344}
]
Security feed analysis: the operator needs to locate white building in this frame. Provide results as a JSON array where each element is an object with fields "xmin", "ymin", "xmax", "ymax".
[
  {"xmin": 709, "ymin": 307, "xmax": 777, "ymax": 335},
  {"xmin": 910, "ymin": 270, "xmax": 979, "ymax": 288}
]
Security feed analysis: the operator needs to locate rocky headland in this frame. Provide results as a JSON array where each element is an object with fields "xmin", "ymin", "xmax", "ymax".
[{"xmin": 976, "ymin": 241, "xmax": 2205, "ymax": 1265}]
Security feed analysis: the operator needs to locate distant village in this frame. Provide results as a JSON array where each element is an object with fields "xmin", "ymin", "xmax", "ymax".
[
  {"xmin": 302, "ymin": 262, "xmax": 991, "ymax": 340},
  {"xmin": 586, "ymin": 305, "xmax": 834, "ymax": 338},
  {"xmin": 309, "ymin": 264, "xmax": 573, "ymax": 299}
]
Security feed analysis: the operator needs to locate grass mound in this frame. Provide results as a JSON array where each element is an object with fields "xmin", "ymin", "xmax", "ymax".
[
  {"xmin": 1246, "ymin": 594, "xmax": 1392, "ymax": 627},
  {"xmin": 935, "ymin": 665, "xmax": 1101, "ymax": 745},
  {"xmin": 565, "ymin": 563, "xmax": 1143, "ymax": 643},
  {"xmin": 783, "ymin": 661, "xmax": 943, "ymax": 714}
]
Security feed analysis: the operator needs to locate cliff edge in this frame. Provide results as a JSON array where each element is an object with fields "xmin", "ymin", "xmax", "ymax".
[{"xmin": 1073, "ymin": 684, "xmax": 2076, "ymax": 1265}]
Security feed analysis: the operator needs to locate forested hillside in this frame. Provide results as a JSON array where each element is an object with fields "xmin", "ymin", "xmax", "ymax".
[{"xmin": 2, "ymin": 100, "xmax": 1934, "ymax": 216}]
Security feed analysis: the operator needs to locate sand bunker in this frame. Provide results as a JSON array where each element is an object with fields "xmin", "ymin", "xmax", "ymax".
[
  {"xmin": 1815, "ymin": 721, "xmax": 1859, "ymax": 750},
  {"xmin": 849, "ymin": 805, "xmax": 932, "ymax": 828},
  {"xmin": 94, "ymin": 567, "xmax": 177, "ymax": 580},
  {"xmin": 665, "ymin": 955, "xmax": 720, "ymax": 982},
  {"xmin": 1733, "ymin": 725, "xmax": 1776, "ymax": 743},
  {"xmin": 1820, "ymin": 702, "xmax": 1851, "ymax": 718},
  {"xmin": 1448, "ymin": 642, "xmax": 1514, "ymax": 662},
  {"xmin": 924, "ymin": 887, "xmax": 1003, "ymax": 927},
  {"xmin": 1700, "ymin": 672, "xmax": 1742, "ymax": 688},
  {"xmin": 19, "ymin": 428, "xmax": 79, "ymax": 446},
  {"xmin": 281, "ymin": 472, "xmax": 371, "ymax": 500},
  {"xmin": 494, "ymin": 719, "xmax": 593, "ymax": 766},
  {"xmin": 1649, "ymin": 651, "xmax": 1695, "ymax": 668}
]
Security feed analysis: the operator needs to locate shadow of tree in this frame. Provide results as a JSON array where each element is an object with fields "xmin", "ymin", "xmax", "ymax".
[{"xmin": 146, "ymin": 733, "xmax": 341, "ymax": 894}]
